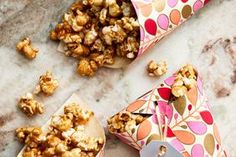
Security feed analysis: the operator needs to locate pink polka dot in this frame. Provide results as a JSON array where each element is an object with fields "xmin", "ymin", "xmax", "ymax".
[
  {"xmin": 144, "ymin": 19, "xmax": 157, "ymax": 35},
  {"xmin": 193, "ymin": 0, "xmax": 203, "ymax": 12},
  {"xmin": 168, "ymin": 0, "xmax": 178, "ymax": 7},
  {"xmin": 157, "ymin": 14, "xmax": 169, "ymax": 30}
]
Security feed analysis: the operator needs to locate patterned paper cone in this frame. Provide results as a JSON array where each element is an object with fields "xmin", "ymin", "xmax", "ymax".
[
  {"xmin": 109, "ymin": 68, "xmax": 227, "ymax": 156},
  {"xmin": 17, "ymin": 94, "xmax": 106, "ymax": 157},
  {"xmin": 57, "ymin": 0, "xmax": 210, "ymax": 69},
  {"xmin": 131, "ymin": 0, "xmax": 210, "ymax": 57}
]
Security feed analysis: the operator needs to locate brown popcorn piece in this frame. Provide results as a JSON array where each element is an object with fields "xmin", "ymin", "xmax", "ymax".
[
  {"xmin": 18, "ymin": 93, "xmax": 44, "ymax": 117},
  {"xmin": 171, "ymin": 65, "xmax": 197, "ymax": 97},
  {"xmin": 50, "ymin": 0, "xmax": 140, "ymax": 77},
  {"xmin": 16, "ymin": 38, "xmax": 38, "ymax": 59},
  {"xmin": 34, "ymin": 71, "xmax": 59, "ymax": 96},
  {"xmin": 64, "ymin": 103, "xmax": 94, "ymax": 125},
  {"xmin": 147, "ymin": 60, "xmax": 168, "ymax": 77},
  {"xmin": 77, "ymin": 58, "xmax": 98, "ymax": 77},
  {"xmin": 16, "ymin": 103, "xmax": 104, "ymax": 157},
  {"xmin": 107, "ymin": 111, "xmax": 146, "ymax": 133}
]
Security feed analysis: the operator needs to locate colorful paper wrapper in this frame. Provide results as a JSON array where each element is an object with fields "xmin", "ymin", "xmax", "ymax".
[
  {"xmin": 132, "ymin": 0, "xmax": 210, "ymax": 57},
  {"xmin": 109, "ymin": 69, "xmax": 227, "ymax": 156},
  {"xmin": 17, "ymin": 94, "xmax": 105, "ymax": 157},
  {"xmin": 58, "ymin": 0, "xmax": 210, "ymax": 68}
]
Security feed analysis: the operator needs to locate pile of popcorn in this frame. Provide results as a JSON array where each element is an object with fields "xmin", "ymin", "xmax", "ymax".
[
  {"xmin": 107, "ymin": 111, "xmax": 146, "ymax": 133},
  {"xmin": 50, "ymin": 0, "xmax": 140, "ymax": 77},
  {"xmin": 171, "ymin": 65, "xmax": 197, "ymax": 97},
  {"xmin": 16, "ymin": 103, "xmax": 104, "ymax": 157}
]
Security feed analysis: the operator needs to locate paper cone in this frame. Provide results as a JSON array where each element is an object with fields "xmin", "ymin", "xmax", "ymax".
[
  {"xmin": 132, "ymin": 0, "xmax": 210, "ymax": 57},
  {"xmin": 17, "ymin": 94, "xmax": 105, "ymax": 157},
  {"xmin": 108, "ymin": 67, "xmax": 227, "ymax": 156},
  {"xmin": 57, "ymin": 0, "xmax": 210, "ymax": 68}
]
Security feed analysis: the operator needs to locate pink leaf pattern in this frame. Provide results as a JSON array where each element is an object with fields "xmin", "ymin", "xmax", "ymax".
[
  {"xmin": 187, "ymin": 121, "xmax": 207, "ymax": 135},
  {"xmin": 158, "ymin": 100, "xmax": 173, "ymax": 123},
  {"xmin": 170, "ymin": 139, "xmax": 185, "ymax": 152},
  {"xmin": 164, "ymin": 76, "xmax": 176, "ymax": 86},
  {"xmin": 191, "ymin": 144, "xmax": 204, "ymax": 157}
]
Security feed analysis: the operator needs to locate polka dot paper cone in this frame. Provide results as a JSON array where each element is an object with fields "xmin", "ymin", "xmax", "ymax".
[
  {"xmin": 108, "ymin": 67, "xmax": 227, "ymax": 157},
  {"xmin": 131, "ymin": 0, "xmax": 210, "ymax": 56}
]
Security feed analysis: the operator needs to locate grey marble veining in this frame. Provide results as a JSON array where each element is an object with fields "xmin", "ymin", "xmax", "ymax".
[{"xmin": 0, "ymin": 0, "xmax": 236, "ymax": 156}]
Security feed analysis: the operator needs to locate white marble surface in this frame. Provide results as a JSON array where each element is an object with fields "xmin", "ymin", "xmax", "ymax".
[{"xmin": 0, "ymin": 0, "xmax": 236, "ymax": 156}]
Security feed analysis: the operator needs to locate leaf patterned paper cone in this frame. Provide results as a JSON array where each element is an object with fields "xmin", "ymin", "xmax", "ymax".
[
  {"xmin": 131, "ymin": 0, "xmax": 210, "ymax": 57},
  {"xmin": 17, "ymin": 94, "xmax": 106, "ymax": 157},
  {"xmin": 108, "ymin": 68, "xmax": 227, "ymax": 156},
  {"xmin": 57, "ymin": 0, "xmax": 210, "ymax": 69}
]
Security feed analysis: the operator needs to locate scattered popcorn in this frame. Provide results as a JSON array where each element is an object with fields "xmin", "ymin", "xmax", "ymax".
[
  {"xmin": 171, "ymin": 65, "xmax": 197, "ymax": 97},
  {"xmin": 34, "ymin": 71, "xmax": 59, "ymax": 96},
  {"xmin": 16, "ymin": 103, "xmax": 104, "ymax": 157},
  {"xmin": 50, "ymin": 0, "xmax": 140, "ymax": 77},
  {"xmin": 18, "ymin": 93, "xmax": 44, "ymax": 117},
  {"xmin": 147, "ymin": 60, "xmax": 168, "ymax": 77},
  {"xmin": 16, "ymin": 38, "xmax": 39, "ymax": 59},
  {"xmin": 107, "ymin": 111, "xmax": 146, "ymax": 133}
]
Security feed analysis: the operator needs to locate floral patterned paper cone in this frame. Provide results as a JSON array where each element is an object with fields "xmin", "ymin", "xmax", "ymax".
[
  {"xmin": 57, "ymin": 0, "xmax": 210, "ymax": 69},
  {"xmin": 131, "ymin": 0, "xmax": 210, "ymax": 56},
  {"xmin": 109, "ymin": 69, "xmax": 227, "ymax": 156}
]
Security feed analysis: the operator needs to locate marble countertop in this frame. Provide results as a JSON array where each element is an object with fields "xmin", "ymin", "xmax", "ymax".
[{"xmin": 0, "ymin": 0, "xmax": 236, "ymax": 156}]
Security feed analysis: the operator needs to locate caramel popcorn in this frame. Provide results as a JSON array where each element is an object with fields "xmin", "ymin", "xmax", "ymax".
[
  {"xmin": 16, "ymin": 103, "xmax": 104, "ymax": 157},
  {"xmin": 64, "ymin": 103, "xmax": 94, "ymax": 125},
  {"xmin": 16, "ymin": 38, "xmax": 39, "ymax": 59},
  {"xmin": 34, "ymin": 71, "xmax": 59, "ymax": 96},
  {"xmin": 77, "ymin": 58, "xmax": 98, "ymax": 77},
  {"xmin": 50, "ymin": 0, "xmax": 140, "ymax": 77},
  {"xmin": 107, "ymin": 111, "xmax": 146, "ymax": 133},
  {"xmin": 147, "ymin": 60, "xmax": 168, "ymax": 77},
  {"xmin": 171, "ymin": 65, "xmax": 197, "ymax": 97},
  {"xmin": 18, "ymin": 93, "xmax": 44, "ymax": 117}
]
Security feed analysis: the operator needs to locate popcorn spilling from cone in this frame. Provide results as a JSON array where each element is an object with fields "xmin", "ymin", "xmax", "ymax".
[
  {"xmin": 107, "ymin": 65, "xmax": 227, "ymax": 157},
  {"xmin": 16, "ymin": 94, "xmax": 106, "ymax": 157},
  {"xmin": 51, "ymin": 0, "xmax": 209, "ymax": 76}
]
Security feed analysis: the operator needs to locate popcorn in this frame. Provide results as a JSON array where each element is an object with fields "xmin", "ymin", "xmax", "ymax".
[
  {"xmin": 84, "ymin": 25, "xmax": 98, "ymax": 45},
  {"xmin": 18, "ymin": 93, "xmax": 44, "ymax": 117},
  {"xmin": 50, "ymin": 0, "xmax": 140, "ymax": 77},
  {"xmin": 107, "ymin": 111, "xmax": 146, "ymax": 133},
  {"xmin": 77, "ymin": 58, "xmax": 98, "ymax": 77},
  {"xmin": 147, "ymin": 60, "xmax": 168, "ymax": 77},
  {"xmin": 16, "ymin": 127, "xmax": 45, "ymax": 149},
  {"xmin": 16, "ymin": 38, "xmax": 39, "ymax": 59},
  {"xmin": 64, "ymin": 103, "xmax": 94, "ymax": 125},
  {"xmin": 51, "ymin": 115, "xmax": 73, "ymax": 132},
  {"xmin": 171, "ymin": 65, "xmax": 197, "ymax": 97},
  {"xmin": 16, "ymin": 103, "xmax": 104, "ymax": 157},
  {"xmin": 108, "ymin": 2, "xmax": 122, "ymax": 17},
  {"xmin": 34, "ymin": 71, "xmax": 59, "ymax": 96}
]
